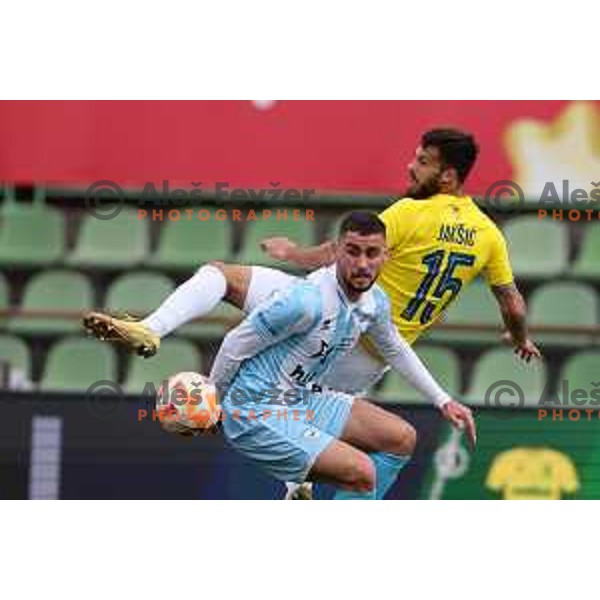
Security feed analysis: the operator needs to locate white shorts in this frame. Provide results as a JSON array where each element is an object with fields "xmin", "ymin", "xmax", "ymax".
[{"xmin": 243, "ymin": 266, "xmax": 389, "ymax": 397}]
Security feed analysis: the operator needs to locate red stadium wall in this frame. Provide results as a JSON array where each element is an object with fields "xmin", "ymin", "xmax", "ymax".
[{"xmin": 1, "ymin": 100, "xmax": 596, "ymax": 194}]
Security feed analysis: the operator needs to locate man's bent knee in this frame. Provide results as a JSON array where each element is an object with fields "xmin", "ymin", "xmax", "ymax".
[
  {"xmin": 389, "ymin": 422, "xmax": 417, "ymax": 457},
  {"xmin": 343, "ymin": 455, "xmax": 376, "ymax": 492},
  {"xmin": 361, "ymin": 405, "xmax": 418, "ymax": 457},
  {"xmin": 207, "ymin": 261, "xmax": 249, "ymax": 308}
]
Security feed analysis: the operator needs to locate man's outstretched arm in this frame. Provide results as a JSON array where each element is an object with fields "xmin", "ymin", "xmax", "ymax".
[
  {"xmin": 260, "ymin": 237, "xmax": 336, "ymax": 270},
  {"xmin": 366, "ymin": 305, "xmax": 477, "ymax": 450},
  {"xmin": 491, "ymin": 282, "xmax": 541, "ymax": 362},
  {"xmin": 483, "ymin": 228, "xmax": 541, "ymax": 362}
]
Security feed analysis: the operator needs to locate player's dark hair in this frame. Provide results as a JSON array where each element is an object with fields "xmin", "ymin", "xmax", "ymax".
[
  {"xmin": 421, "ymin": 128, "xmax": 479, "ymax": 183},
  {"xmin": 338, "ymin": 211, "xmax": 386, "ymax": 238}
]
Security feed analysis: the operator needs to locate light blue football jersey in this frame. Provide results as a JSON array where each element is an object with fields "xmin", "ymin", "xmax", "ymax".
[
  {"xmin": 209, "ymin": 265, "xmax": 450, "ymax": 483},
  {"xmin": 214, "ymin": 265, "xmax": 391, "ymax": 402}
]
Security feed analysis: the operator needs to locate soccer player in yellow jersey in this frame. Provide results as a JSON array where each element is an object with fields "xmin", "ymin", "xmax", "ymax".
[
  {"xmin": 261, "ymin": 129, "xmax": 540, "ymax": 368},
  {"xmin": 83, "ymin": 128, "xmax": 539, "ymax": 497},
  {"xmin": 377, "ymin": 177, "xmax": 515, "ymax": 346}
]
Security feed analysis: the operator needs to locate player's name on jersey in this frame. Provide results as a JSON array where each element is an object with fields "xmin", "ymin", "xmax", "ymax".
[{"xmin": 436, "ymin": 223, "xmax": 477, "ymax": 246}]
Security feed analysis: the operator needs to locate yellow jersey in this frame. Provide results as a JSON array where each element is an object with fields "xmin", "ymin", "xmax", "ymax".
[
  {"xmin": 377, "ymin": 194, "xmax": 514, "ymax": 344},
  {"xmin": 486, "ymin": 447, "xmax": 579, "ymax": 500}
]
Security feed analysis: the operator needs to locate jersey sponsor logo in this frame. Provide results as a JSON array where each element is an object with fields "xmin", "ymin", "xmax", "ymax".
[
  {"xmin": 309, "ymin": 340, "xmax": 336, "ymax": 364},
  {"xmin": 303, "ymin": 427, "xmax": 321, "ymax": 439},
  {"xmin": 290, "ymin": 337, "xmax": 349, "ymax": 387},
  {"xmin": 436, "ymin": 223, "xmax": 477, "ymax": 247},
  {"xmin": 289, "ymin": 364, "xmax": 318, "ymax": 387}
]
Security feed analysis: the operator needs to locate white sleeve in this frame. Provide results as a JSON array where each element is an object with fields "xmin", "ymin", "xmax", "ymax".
[
  {"xmin": 366, "ymin": 303, "xmax": 452, "ymax": 408},
  {"xmin": 209, "ymin": 282, "xmax": 321, "ymax": 395},
  {"xmin": 209, "ymin": 319, "xmax": 272, "ymax": 395}
]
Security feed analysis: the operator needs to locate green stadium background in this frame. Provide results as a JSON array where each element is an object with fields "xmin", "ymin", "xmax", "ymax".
[{"xmin": 1, "ymin": 100, "xmax": 599, "ymax": 499}]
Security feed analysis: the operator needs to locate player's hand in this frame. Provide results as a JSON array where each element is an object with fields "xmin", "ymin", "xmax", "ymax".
[
  {"xmin": 513, "ymin": 338, "xmax": 542, "ymax": 363},
  {"xmin": 440, "ymin": 400, "xmax": 477, "ymax": 451},
  {"xmin": 500, "ymin": 330, "xmax": 542, "ymax": 363},
  {"xmin": 260, "ymin": 237, "xmax": 297, "ymax": 261}
]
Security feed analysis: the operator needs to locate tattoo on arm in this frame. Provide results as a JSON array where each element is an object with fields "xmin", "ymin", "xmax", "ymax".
[{"xmin": 491, "ymin": 283, "xmax": 528, "ymax": 344}]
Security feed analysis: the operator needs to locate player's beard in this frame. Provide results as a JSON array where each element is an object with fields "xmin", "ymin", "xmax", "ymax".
[
  {"xmin": 347, "ymin": 271, "xmax": 376, "ymax": 294},
  {"xmin": 405, "ymin": 174, "xmax": 442, "ymax": 200}
]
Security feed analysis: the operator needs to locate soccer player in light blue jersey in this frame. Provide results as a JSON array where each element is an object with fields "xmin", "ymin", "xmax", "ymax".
[{"xmin": 209, "ymin": 212, "xmax": 476, "ymax": 499}]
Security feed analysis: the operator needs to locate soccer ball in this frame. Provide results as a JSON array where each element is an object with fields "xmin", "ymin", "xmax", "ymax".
[{"xmin": 156, "ymin": 372, "xmax": 221, "ymax": 435}]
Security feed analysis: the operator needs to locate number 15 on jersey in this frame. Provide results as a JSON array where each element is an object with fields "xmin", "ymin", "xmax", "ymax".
[{"xmin": 401, "ymin": 250, "xmax": 475, "ymax": 325}]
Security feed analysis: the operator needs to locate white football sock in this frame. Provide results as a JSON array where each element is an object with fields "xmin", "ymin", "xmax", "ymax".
[{"xmin": 142, "ymin": 265, "xmax": 227, "ymax": 337}]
